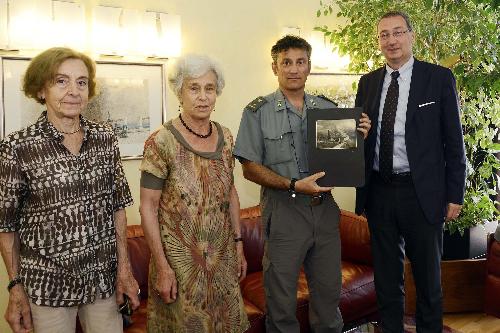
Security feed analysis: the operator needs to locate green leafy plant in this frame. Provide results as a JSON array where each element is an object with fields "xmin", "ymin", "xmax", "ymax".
[{"xmin": 315, "ymin": 0, "xmax": 500, "ymax": 234}]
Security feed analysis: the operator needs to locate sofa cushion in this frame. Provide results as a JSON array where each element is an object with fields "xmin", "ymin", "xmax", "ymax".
[
  {"xmin": 240, "ymin": 270, "xmax": 311, "ymax": 332},
  {"xmin": 240, "ymin": 261, "xmax": 376, "ymax": 331},
  {"xmin": 339, "ymin": 261, "xmax": 377, "ymax": 323},
  {"xmin": 240, "ymin": 271, "xmax": 266, "ymax": 312},
  {"xmin": 243, "ymin": 299, "xmax": 266, "ymax": 333},
  {"xmin": 240, "ymin": 270, "xmax": 311, "ymax": 311},
  {"xmin": 339, "ymin": 210, "xmax": 372, "ymax": 266}
]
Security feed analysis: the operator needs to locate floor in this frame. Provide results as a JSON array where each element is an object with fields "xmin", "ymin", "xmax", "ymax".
[{"xmin": 443, "ymin": 313, "xmax": 500, "ymax": 333}]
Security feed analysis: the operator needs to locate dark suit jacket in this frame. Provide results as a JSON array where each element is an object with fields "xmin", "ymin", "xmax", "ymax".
[{"xmin": 355, "ymin": 59, "xmax": 466, "ymax": 224}]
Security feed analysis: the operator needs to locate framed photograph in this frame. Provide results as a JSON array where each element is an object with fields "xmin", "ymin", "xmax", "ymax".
[
  {"xmin": 315, "ymin": 119, "xmax": 357, "ymax": 150},
  {"xmin": 307, "ymin": 107, "xmax": 365, "ymax": 187},
  {"xmin": 0, "ymin": 56, "xmax": 166, "ymax": 159},
  {"xmin": 305, "ymin": 73, "xmax": 362, "ymax": 108}
]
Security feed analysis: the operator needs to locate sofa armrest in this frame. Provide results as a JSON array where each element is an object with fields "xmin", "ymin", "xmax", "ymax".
[
  {"xmin": 485, "ymin": 233, "xmax": 500, "ymax": 318},
  {"xmin": 339, "ymin": 210, "xmax": 372, "ymax": 265}
]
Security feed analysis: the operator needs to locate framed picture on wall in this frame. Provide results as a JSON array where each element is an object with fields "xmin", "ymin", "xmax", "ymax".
[
  {"xmin": 0, "ymin": 56, "xmax": 167, "ymax": 159},
  {"xmin": 305, "ymin": 73, "xmax": 362, "ymax": 108}
]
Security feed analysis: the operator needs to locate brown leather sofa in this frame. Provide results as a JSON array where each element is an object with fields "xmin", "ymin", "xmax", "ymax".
[
  {"xmin": 79, "ymin": 205, "xmax": 377, "ymax": 332},
  {"xmin": 239, "ymin": 206, "xmax": 377, "ymax": 332},
  {"xmin": 484, "ymin": 233, "xmax": 500, "ymax": 318}
]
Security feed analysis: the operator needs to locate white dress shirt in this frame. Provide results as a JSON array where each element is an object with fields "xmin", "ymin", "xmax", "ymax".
[{"xmin": 373, "ymin": 56, "xmax": 414, "ymax": 173}]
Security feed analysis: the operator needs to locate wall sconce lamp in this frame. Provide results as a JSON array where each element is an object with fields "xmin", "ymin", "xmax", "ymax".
[
  {"xmin": 278, "ymin": 27, "xmax": 350, "ymax": 73},
  {"xmin": 92, "ymin": 5, "xmax": 123, "ymax": 56},
  {"xmin": 0, "ymin": 0, "xmax": 182, "ymax": 59},
  {"xmin": 309, "ymin": 31, "xmax": 350, "ymax": 73},
  {"xmin": 52, "ymin": 0, "xmax": 86, "ymax": 50},
  {"xmin": 0, "ymin": 0, "xmax": 9, "ymax": 49},
  {"xmin": 1, "ymin": 0, "xmax": 52, "ymax": 51}
]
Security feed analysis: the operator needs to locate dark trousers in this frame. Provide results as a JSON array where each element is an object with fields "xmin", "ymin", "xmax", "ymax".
[
  {"xmin": 261, "ymin": 190, "xmax": 343, "ymax": 333},
  {"xmin": 366, "ymin": 173, "xmax": 443, "ymax": 333}
]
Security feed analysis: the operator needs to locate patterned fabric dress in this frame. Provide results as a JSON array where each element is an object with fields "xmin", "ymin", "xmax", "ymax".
[{"xmin": 140, "ymin": 120, "xmax": 249, "ymax": 333}]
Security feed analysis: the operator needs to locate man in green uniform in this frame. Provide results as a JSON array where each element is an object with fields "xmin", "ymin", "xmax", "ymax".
[{"xmin": 234, "ymin": 35, "xmax": 371, "ymax": 333}]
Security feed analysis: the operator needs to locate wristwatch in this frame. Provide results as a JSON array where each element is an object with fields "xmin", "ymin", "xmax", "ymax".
[{"xmin": 289, "ymin": 178, "xmax": 297, "ymax": 197}]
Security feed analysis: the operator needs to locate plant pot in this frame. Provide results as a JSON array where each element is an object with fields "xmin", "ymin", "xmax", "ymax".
[{"xmin": 442, "ymin": 220, "xmax": 498, "ymax": 260}]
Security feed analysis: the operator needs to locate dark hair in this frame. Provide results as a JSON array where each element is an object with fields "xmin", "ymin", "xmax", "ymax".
[
  {"xmin": 379, "ymin": 11, "xmax": 413, "ymax": 31},
  {"xmin": 23, "ymin": 47, "xmax": 96, "ymax": 105},
  {"xmin": 271, "ymin": 35, "xmax": 312, "ymax": 63}
]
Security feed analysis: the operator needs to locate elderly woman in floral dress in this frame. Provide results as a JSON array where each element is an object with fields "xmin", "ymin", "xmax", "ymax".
[{"xmin": 139, "ymin": 54, "xmax": 249, "ymax": 333}]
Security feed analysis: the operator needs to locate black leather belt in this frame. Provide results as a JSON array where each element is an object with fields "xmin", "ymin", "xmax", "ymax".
[
  {"xmin": 373, "ymin": 170, "xmax": 412, "ymax": 183},
  {"xmin": 310, "ymin": 194, "xmax": 324, "ymax": 206},
  {"xmin": 292, "ymin": 193, "xmax": 325, "ymax": 206}
]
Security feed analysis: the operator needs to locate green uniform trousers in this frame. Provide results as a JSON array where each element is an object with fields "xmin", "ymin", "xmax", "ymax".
[{"xmin": 261, "ymin": 189, "xmax": 343, "ymax": 333}]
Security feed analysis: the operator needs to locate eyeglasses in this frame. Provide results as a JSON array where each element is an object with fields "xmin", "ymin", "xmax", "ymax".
[{"xmin": 378, "ymin": 30, "xmax": 411, "ymax": 41}]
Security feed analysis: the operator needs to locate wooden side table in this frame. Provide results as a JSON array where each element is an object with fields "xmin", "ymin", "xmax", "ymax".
[{"xmin": 404, "ymin": 258, "xmax": 487, "ymax": 314}]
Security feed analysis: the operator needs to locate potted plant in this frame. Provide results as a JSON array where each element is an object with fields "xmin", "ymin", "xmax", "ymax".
[{"xmin": 315, "ymin": 0, "xmax": 499, "ymax": 258}]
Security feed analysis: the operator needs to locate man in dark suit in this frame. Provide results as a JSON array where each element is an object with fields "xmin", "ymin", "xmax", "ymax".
[{"xmin": 355, "ymin": 11, "xmax": 466, "ymax": 333}]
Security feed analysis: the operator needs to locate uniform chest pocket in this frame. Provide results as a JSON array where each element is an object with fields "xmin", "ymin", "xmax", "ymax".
[{"xmin": 263, "ymin": 132, "xmax": 293, "ymax": 165}]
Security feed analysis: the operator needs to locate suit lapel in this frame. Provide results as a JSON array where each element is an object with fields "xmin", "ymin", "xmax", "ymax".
[
  {"xmin": 406, "ymin": 59, "xmax": 426, "ymax": 125},
  {"xmin": 367, "ymin": 67, "xmax": 386, "ymax": 150},
  {"xmin": 370, "ymin": 67, "xmax": 386, "ymax": 117}
]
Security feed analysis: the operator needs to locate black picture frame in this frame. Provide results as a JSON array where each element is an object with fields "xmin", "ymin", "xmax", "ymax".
[{"xmin": 307, "ymin": 107, "xmax": 365, "ymax": 187}]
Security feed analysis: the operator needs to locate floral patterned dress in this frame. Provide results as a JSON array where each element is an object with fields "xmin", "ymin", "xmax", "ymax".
[{"xmin": 140, "ymin": 120, "xmax": 249, "ymax": 333}]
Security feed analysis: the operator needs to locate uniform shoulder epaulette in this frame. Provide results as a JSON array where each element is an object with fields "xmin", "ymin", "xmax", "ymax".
[
  {"xmin": 245, "ymin": 96, "xmax": 268, "ymax": 112},
  {"xmin": 316, "ymin": 94, "xmax": 337, "ymax": 106}
]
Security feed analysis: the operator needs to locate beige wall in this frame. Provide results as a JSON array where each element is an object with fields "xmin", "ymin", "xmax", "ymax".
[{"xmin": 0, "ymin": 1, "xmax": 353, "ymax": 331}]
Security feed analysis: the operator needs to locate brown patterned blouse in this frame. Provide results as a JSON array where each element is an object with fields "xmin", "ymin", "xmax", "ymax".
[{"xmin": 0, "ymin": 112, "xmax": 133, "ymax": 307}]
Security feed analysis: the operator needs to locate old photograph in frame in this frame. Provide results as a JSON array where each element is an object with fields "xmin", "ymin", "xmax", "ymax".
[
  {"xmin": 0, "ymin": 56, "xmax": 166, "ymax": 159},
  {"xmin": 307, "ymin": 107, "xmax": 365, "ymax": 187},
  {"xmin": 316, "ymin": 119, "xmax": 357, "ymax": 150}
]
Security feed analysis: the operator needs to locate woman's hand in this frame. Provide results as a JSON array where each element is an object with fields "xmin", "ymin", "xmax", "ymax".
[
  {"xmin": 154, "ymin": 266, "xmax": 178, "ymax": 304},
  {"xmin": 5, "ymin": 285, "xmax": 32, "ymax": 333},
  {"xmin": 236, "ymin": 242, "xmax": 247, "ymax": 281},
  {"xmin": 116, "ymin": 266, "xmax": 140, "ymax": 310},
  {"xmin": 357, "ymin": 112, "xmax": 372, "ymax": 139}
]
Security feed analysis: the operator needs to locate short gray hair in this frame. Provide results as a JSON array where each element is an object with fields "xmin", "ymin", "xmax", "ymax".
[{"xmin": 168, "ymin": 54, "xmax": 225, "ymax": 97}]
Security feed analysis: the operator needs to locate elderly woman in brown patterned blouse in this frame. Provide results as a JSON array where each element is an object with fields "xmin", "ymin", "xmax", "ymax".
[
  {"xmin": 0, "ymin": 47, "xmax": 139, "ymax": 333},
  {"xmin": 139, "ymin": 54, "xmax": 249, "ymax": 332}
]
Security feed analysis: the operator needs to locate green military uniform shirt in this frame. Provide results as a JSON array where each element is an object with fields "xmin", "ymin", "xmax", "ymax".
[{"xmin": 234, "ymin": 89, "xmax": 336, "ymax": 180}]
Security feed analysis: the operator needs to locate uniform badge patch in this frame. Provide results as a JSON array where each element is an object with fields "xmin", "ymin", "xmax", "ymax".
[{"xmin": 245, "ymin": 96, "xmax": 268, "ymax": 112}]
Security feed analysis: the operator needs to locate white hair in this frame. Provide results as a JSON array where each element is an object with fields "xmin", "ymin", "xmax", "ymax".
[{"xmin": 168, "ymin": 54, "xmax": 225, "ymax": 97}]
